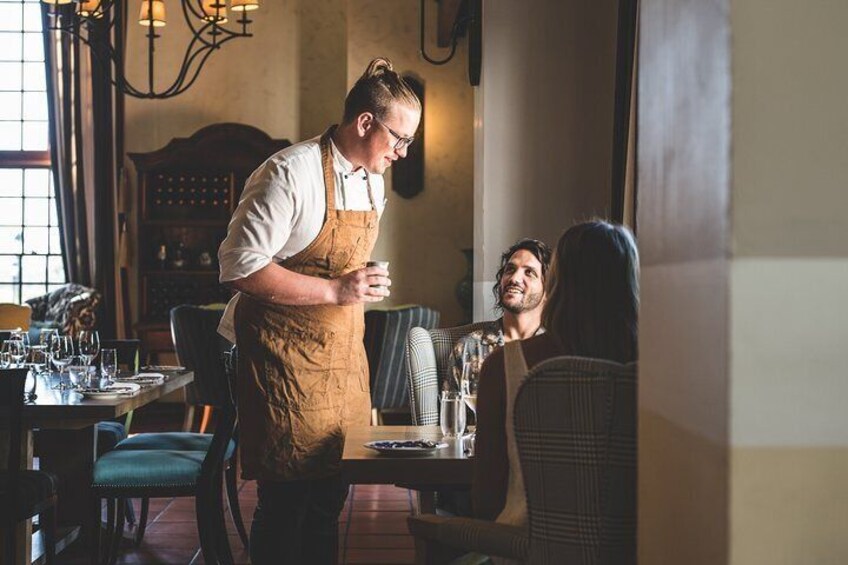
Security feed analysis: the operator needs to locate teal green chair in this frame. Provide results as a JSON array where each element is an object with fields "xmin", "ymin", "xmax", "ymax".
[
  {"xmin": 94, "ymin": 339, "xmax": 142, "ymax": 527},
  {"xmin": 90, "ymin": 350, "xmax": 238, "ymax": 565},
  {"xmin": 104, "ymin": 307, "xmax": 247, "ymax": 550}
]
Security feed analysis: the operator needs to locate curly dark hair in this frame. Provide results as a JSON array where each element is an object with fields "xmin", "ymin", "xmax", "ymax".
[{"xmin": 492, "ymin": 238, "xmax": 553, "ymax": 312}]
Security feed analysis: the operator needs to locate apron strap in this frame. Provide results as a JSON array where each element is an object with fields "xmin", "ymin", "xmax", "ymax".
[
  {"xmin": 320, "ymin": 127, "xmax": 337, "ymax": 211},
  {"xmin": 321, "ymin": 126, "xmax": 379, "ymax": 213}
]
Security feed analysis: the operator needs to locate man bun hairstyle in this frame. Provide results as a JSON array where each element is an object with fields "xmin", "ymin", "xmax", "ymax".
[{"xmin": 343, "ymin": 57, "xmax": 422, "ymax": 123}]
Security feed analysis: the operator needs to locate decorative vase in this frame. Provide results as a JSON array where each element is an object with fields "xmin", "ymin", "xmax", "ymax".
[{"xmin": 455, "ymin": 248, "xmax": 473, "ymax": 324}]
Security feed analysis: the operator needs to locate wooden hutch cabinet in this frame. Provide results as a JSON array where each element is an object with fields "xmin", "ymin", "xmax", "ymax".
[{"xmin": 128, "ymin": 124, "xmax": 291, "ymax": 359}]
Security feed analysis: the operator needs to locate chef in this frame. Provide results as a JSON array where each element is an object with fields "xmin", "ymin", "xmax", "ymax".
[{"xmin": 217, "ymin": 57, "xmax": 421, "ymax": 564}]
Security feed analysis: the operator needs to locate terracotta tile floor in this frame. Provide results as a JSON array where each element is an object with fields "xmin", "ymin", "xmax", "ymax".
[{"xmin": 62, "ymin": 480, "xmax": 416, "ymax": 564}]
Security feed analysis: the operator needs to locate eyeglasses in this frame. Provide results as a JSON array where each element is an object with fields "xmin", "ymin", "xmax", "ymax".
[{"xmin": 373, "ymin": 118, "xmax": 415, "ymax": 151}]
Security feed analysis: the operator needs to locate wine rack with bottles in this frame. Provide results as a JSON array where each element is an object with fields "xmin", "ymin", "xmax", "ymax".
[{"xmin": 128, "ymin": 124, "xmax": 291, "ymax": 359}]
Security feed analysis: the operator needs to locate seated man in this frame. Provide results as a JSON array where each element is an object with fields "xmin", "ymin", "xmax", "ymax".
[
  {"xmin": 474, "ymin": 221, "xmax": 639, "ymax": 527},
  {"xmin": 448, "ymin": 238, "xmax": 552, "ymax": 391}
]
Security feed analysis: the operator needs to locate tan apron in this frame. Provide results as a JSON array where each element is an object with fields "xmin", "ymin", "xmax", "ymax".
[{"xmin": 234, "ymin": 127, "xmax": 377, "ymax": 481}]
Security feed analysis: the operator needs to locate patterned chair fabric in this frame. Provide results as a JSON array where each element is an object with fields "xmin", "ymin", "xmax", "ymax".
[
  {"xmin": 405, "ymin": 321, "xmax": 493, "ymax": 425},
  {"xmin": 364, "ymin": 305, "xmax": 440, "ymax": 411},
  {"xmin": 514, "ymin": 356, "xmax": 637, "ymax": 564},
  {"xmin": 407, "ymin": 356, "xmax": 637, "ymax": 565},
  {"xmin": 25, "ymin": 283, "xmax": 101, "ymax": 338}
]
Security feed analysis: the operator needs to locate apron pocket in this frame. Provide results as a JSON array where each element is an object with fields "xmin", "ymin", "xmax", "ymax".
[
  {"xmin": 328, "ymin": 232, "xmax": 363, "ymax": 274},
  {"xmin": 259, "ymin": 327, "xmax": 344, "ymax": 411}
]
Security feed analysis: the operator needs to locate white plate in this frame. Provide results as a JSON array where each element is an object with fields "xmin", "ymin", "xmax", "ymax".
[
  {"xmin": 364, "ymin": 439, "xmax": 448, "ymax": 455},
  {"xmin": 80, "ymin": 382, "xmax": 141, "ymax": 400}
]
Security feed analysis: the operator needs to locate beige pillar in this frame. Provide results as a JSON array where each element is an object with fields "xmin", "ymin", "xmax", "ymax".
[{"xmin": 639, "ymin": 1, "xmax": 848, "ymax": 563}]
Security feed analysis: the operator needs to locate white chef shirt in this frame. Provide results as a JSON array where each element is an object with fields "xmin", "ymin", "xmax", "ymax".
[{"xmin": 217, "ymin": 135, "xmax": 385, "ymax": 341}]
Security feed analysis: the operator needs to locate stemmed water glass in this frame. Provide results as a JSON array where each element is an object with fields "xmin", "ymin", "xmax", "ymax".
[
  {"xmin": 78, "ymin": 330, "xmax": 100, "ymax": 374},
  {"xmin": 460, "ymin": 338, "xmax": 488, "ymax": 425},
  {"xmin": 100, "ymin": 348, "xmax": 117, "ymax": 388},
  {"xmin": 38, "ymin": 329, "xmax": 57, "ymax": 373},
  {"xmin": 50, "ymin": 334, "xmax": 74, "ymax": 390}
]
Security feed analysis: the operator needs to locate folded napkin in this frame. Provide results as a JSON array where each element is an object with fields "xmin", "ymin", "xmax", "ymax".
[
  {"xmin": 142, "ymin": 365, "xmax": 186, "ymax": 371},
  {"xmin": 115, "ymin": 372, "xmax": 166, "ymax": 385}
]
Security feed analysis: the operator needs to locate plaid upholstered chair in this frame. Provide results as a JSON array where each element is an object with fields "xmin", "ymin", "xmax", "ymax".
[
  {"xmin": 405, "ymin": 322, "xmax": 492, "ymax": 425},
  {"xmin": 408, "ymin": 356, "xmax": 637, "ymax": 565},
  {"xmin": 365, "ymin": 305, "xmax": 440, "ymax": 424}
]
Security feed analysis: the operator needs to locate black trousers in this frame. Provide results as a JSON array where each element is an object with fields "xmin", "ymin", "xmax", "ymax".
[{"xmin": 249, "ymin": 474, "xmax": 349, "ymax": 565}]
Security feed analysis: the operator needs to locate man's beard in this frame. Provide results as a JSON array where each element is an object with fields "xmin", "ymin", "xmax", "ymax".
[{"xmin": 501, "ymin": 286, "xmax": 544, "ymax": 315}]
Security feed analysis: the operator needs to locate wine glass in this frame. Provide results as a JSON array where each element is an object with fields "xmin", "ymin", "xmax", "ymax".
[
  {"xmin": 461, "ymin": 337, "xmax": 489, "ymax": 446},
  {"xmin": 38, "ymin": 329, "xmax": 58, "ymax": 373},
  {"xmin": 10, "ymin": 330, "xmax": 30, "ymax": 362},
  {"xmin": 6, "ymin": 337, "xmax": 26, "ymax": 367},
  {"xmin": 66, "ymin": 356, "xmax": 87, "ymax": 390},
  {"xmin": 78, "ymin": 330, "xmax": 100, "ymax": 372},
  {"xmin": 461, "ymin": 361, "xmax": 479, "ymax": 420},
  {"xmin": 50, "ymin": 334, "xmax": 74, "ymax": 390}
]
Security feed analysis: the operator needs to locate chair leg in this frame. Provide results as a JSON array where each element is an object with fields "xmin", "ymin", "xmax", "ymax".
[
  {"xmin": 196, "ymin": 486, "xmax": 219, "ymax": 565},
  {"xmin": 134, "ymin": 498, "xmax": 150, "ymax": 547},
  {"xmin": 123, "ymin": 409, "xmax": 134, "ymax": 435},
  {"xmin": 182, "ymin": 404, "xmax": 196, "ymax": 432},
  {"xmin": 90, "ymin": 497, "xmax": 102, "ymax": 565},
  {"xmin": 225, "ymin": 457, "xmax": 249, "ymax": 550},
  {"xmin": 107, "ymin": 499, "xmax": 126, "ymax": 565},
  {"xmin": 198, "ymin": 405, "xmax": 213, "ymax": 434},
  {"xmin": 41, "ymin": 505, "xmax": 57, "ymax": 565},
  {"xmin": 104, "ymin": 497, "xmax": 116, "ymax": 552},
  {"xmin": 214, "ymin": 472, "xmax": 235, "ymax": 564},
  {"xmin": 125, "ymin": 497, "xmax": 136, "ymax": 527}
]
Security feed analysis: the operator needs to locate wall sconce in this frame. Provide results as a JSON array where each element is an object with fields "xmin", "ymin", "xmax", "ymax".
[{"xmin": 419, "ymin": 0, "xmax": 482, "ymax": 86}]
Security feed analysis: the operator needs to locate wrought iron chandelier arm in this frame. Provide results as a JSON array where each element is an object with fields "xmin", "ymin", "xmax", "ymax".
[
  {"xmin": 158, "ymin": 36, "xmax": 216, "ymax": 98},
  {"xmin": 179, "ymin": 1, "xmax": 219, "ymax": 49},
  {"xmin": 161, "ymin": 30, "xmax": 247, "ymax": 98},
  {"xmin": 43, "ymin": 0, "xmax": 258, "ymax": 99}
]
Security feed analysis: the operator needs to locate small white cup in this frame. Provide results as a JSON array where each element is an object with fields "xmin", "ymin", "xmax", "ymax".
[{"xmin": 367, "ymin": 260, "xmax": 390, "ymax": 292}]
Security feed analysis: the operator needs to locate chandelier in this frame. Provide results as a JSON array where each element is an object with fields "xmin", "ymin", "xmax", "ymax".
[{"xmin": 41, "ymin": 0, "xmax": 261, "ymax": 99}]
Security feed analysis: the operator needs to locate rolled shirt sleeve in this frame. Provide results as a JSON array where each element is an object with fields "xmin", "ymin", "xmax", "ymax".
[{"xmin": 219, "ymin": 162, "xmax": 297, "ymax": 283}]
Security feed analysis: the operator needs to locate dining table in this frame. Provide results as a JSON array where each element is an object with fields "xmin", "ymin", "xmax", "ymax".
[
  {"xmin": 3, "ymin": 368, "xmax": 194, "ymax": 565},
  {"xmin": 341, "ymin": 425, "xmax": 473, "ymax": 514}
]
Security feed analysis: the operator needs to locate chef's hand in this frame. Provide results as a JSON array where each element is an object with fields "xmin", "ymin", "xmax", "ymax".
[{"xmin": 332, "ymin": 266, "xmax": 391, "ymax": 305}]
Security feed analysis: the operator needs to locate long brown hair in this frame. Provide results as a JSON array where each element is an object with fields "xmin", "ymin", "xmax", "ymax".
[
  {"xmin": 343, "ymin": 58, "xmax": 421, "ymax": 123},
  {"xmin": 542, "ymin": 221, "xmax": 639, "ymax": 363}
]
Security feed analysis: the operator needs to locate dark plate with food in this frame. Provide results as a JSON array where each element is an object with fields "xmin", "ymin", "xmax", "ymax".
[{"xmin": 364, "ymin": 439, "xmax": 448, "ymax": 455}]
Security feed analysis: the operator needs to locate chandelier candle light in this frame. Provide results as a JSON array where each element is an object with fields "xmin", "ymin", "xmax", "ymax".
[{"xmin": 41, "ymin": 0, "xmax": 261, "ymax": 99}]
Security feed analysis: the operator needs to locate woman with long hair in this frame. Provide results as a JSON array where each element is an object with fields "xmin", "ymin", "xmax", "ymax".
[{"xmin": 473, "ymin": 220, "xmax": 640, "ymax": 525}]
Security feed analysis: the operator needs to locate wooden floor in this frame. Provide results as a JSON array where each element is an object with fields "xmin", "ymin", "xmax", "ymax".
[{"xmin": 61, "ymin": 480, "xmax": 416, "ymax": 564}]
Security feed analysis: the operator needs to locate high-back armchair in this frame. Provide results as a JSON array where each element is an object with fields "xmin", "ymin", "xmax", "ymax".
[
  {"xmin": 24, "ymin": 283, "xmax": 100, "ymax": 339},
  {"xmin": 364, "ymin": 305, "xmax": 440, "ymax": 424},
  {"xmin": 408, "ymin": 356, "xmax": 637, "ymax": 564},
  {"xmin": 405, "ymin": 321, "xmax": 492, "ymax": 425}
]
